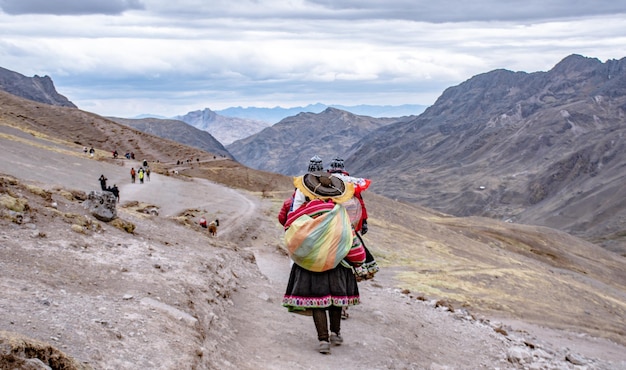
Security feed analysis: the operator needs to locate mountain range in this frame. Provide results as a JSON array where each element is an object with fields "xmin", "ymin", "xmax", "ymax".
[
  {"xmin": 175, "ymin": 103, "xmax": 425, "ymax": 145},
  {"xmin": 226, "ymin": 108, "xmax": 408, "ymax": 175},
  {"xmin": 346, "ymin": 54, "xmax": 626, "ymax": 254},
  {"xmin": 1, "ymin": 61, "xmax": 625, "ymax": 367},
  {"xmin": 224, "ymin": 54, "xmax": 626, "ymax": 255},
  {"xmin": 216, "ymin": 103, "xmax": 426, "ymax": 123},
  {"xmin": 2, "ymin": 55, "xmax": 626, "ymax": 256}
]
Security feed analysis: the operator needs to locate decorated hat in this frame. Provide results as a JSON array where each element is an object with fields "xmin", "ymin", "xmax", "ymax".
[
  {"xmin": 294, "ymin": 172, "xmax": 354, "ymax": 203},
  {"xmin": 308, "ymin": 155, "xmax": 324, "ymax": 172}
]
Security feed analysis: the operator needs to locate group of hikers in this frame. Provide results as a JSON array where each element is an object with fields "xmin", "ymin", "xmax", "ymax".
[
  {"xmin": 278, "ymin": 156, "xmax": 378, "ymax": 354},
  {"xmin": 130, "ymin": 160, "xmax": 151, "ymax": 184},
  {"xmin": 97, "ymin": 160, "xmax": 153, "ymax": 202}
]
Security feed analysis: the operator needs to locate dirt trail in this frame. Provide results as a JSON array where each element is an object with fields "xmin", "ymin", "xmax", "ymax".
[{"xmin": 2, "ymin": 132, "xmax": 626, "ymax": 369}]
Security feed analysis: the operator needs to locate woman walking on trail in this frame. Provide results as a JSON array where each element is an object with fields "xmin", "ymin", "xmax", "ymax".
[{"xmin": 281, "ymin": 172, "xmax": 366, "ymax": 354}]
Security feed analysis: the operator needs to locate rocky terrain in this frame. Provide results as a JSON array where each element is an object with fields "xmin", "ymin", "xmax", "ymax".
[
  {"xmin": 1, "ymin": 90, "xmax": 625, "ymax": 369},
  {"xmin": 346, "ymin": 54, "xmax": 626, "ymax": 254},
  {"xmin": 0, "ymin": 67, "xmax": 76, "ymax": 108}
]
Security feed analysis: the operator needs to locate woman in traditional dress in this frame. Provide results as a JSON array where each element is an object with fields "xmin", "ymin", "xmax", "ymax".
[{"xmin": 282, "ymin": 172, "xmax": 366, "ymax": 354}]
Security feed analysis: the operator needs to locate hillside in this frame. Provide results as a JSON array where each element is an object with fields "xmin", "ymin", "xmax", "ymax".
[
  {"xmin": 108, "ymin": 116, "xmax": 233, "ymax": 159},
  {"xmin": 226, "ymin": 107, "xmax": 405, "ymax": 176},
  {"xmin": 346, "ymin": 54, "xmax": 626, "ymax": 255},
  {"xmin": 0, "ymin": 83, "xmax": 625, "ymax": 369}
]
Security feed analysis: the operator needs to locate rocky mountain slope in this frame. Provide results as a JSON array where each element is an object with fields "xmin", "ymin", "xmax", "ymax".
[
  {"xmin": 226, "ymin": 107, "xmax": 406, "ymax": 175},
  {"xmin": 0, "ymin": 66, "xmax": 76, "ymax": 108},
  {"xmin": 345, "ymin": 54, "xmax": 626, "ymax": 254},
  {"xmin": 0, "ymin": 92, "xmax": 625, "ymax": 369},
  {"xmin": 109, "ymin": 116, "xmax": 233, "ymax": 159},
  {"xmin": 207, "ymin": 54, "xmax": 626, "ymax": 255}
]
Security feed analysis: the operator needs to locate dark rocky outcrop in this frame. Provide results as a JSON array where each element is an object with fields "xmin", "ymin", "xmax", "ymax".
[{"xmin": 0, "ymin": 66, "xmax": 76, "ymax": 108}]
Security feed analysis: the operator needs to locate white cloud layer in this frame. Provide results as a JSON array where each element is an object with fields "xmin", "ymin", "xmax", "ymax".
[{"xmin": 1, "ymin": 0, "xmax": 625, "ymax": 117}]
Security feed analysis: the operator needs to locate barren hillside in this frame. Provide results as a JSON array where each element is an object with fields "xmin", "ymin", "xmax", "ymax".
[{"xmin": 0, "ymin": 95, "xmax": 625, "ymax": 369}]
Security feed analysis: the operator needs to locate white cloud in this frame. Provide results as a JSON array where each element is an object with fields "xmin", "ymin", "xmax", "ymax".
[{"xmin": 0, "ymin": 1, "xmax": 625, "ymax": 117}]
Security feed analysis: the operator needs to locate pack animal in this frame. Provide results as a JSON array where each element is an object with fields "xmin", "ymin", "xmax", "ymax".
[{"xmin": 208, "ymin": 219, "xmax": 219, "ymax": 236}]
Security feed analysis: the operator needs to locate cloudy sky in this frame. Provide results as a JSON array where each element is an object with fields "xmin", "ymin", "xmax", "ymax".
[{"xmin": 1, "ymin": 0, "xmax": 625, "ymax": 118}]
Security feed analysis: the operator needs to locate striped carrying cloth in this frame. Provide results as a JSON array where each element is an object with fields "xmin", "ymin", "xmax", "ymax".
[{"xmin": 284, "ymin": 200, "xmax": 354, "ymax": 272}]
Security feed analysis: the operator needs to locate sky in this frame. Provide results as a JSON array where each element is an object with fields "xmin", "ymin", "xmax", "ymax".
[{"xmin": 1, "ymin": 0, "xmax": 625, "ymax": 118}]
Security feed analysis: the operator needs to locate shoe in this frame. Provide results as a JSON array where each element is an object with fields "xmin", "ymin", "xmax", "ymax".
[
  {"xmin": 330, "ymin": 332, "xmax": 343, "ymax": 346},
  {"xmin": 318, "ymin": 340, "xmax": 331, "ymax": 354},
  {"xmin": 341, "ymin": 306, "xmax": 349, "ymax": 319}
]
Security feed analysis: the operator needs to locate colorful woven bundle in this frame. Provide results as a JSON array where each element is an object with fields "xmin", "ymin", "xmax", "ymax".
[{"xmin": 284, "ymin": 203, "xmax": 353, "ymax": 272}]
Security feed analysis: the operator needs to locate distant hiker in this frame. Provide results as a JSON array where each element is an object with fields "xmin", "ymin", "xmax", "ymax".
[
  {"xmin": 138, "ymin": 168, "xmax": 145, "ymax": 184},
  {"xmin": 130, "ymin": 167, "xmax": 136, "ymax": 183},
  {"xmin": 282, "ymin": 172, "xmax": 365, "ymax": 354},
  {"xmin": 146, "ymin": 167, "xmax": 151, "ymax": 181},
  {"xmin": 130, "ymin": 152, "xmax": 135, "ymax": 160},
  {"xmin": 83, "ymin": 146, "xmax": 88, "ymax": 155},
  {"xmin": 143, "ymin": 159, "xmax": 148, "ymax": 167},
  {"xmin": 199, "ymin": 216, "xmax": 207, "ymax": 228},
  {"xmin": 89, "ymin": 147, "xmax": 95, "ymax": 157},
  {"xmin": 113, "ymin": 150, "xmax": 118, "ymax": 158},
  {"xmin": 98, "ymin": 174, "xmax": 108, "ymax": 191}
]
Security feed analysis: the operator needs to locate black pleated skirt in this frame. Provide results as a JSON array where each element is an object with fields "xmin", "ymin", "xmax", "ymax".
[{"xmin": 282, "ymin": 263, "xmax": 360, "ymax": 314}]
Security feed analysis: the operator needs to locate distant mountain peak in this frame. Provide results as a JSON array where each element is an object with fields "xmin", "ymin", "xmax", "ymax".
[{"xmin": 0, "ymin": 66, "xmax": 76, "ymax": 108}]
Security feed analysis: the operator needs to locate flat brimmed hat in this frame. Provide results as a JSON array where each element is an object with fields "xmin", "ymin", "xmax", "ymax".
[{"xmin": 293, "ymin": 172, "xmax": 354, "ymax": 203}]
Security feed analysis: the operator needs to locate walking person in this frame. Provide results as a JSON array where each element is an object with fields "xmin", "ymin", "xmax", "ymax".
[
  {"xmin": 281, "ymin": 172, "xmax": 366, "ymax": 354},
  {"xmin": 130, "ymin": 167, "xmax": 136, "ymax": 183},
  {"xmin": 138, "ymin": 168, "xmax": 145, "ymax": 184}
]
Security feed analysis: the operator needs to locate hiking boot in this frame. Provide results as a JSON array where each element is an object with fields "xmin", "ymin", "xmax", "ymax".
[
  {"xmin": 330, "ymin": 332, "xmax": 343, "ymax": 346},
  {"xmin": 318, "ymin": 340, "xmax": 331, "ymax": 354}
]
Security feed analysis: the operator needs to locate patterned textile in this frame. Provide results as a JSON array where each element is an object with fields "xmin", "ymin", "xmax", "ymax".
[
  {"xmin": 284, "ymin": 199, "xmax": 334, "ymax": 229},
  {"xmin": 283, "ymin": 263, "xmax": 360, "ymax": 313},
  {"xmin": 284, "ymin": 202, "xmax": 354, "ymax": 272}
]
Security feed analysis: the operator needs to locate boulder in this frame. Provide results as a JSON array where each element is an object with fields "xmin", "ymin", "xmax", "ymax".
[{"xmin": 83, "ymin": 191, "xmax": 117, "ymax": 222}]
